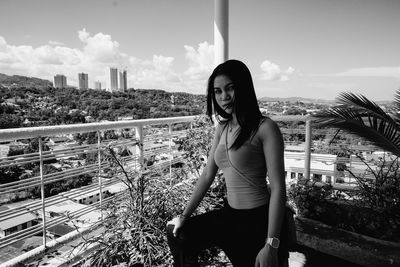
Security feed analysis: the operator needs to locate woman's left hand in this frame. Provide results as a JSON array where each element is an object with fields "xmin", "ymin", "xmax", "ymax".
[{"xmin": 254, "ymin": 244, "xmax": 279, "ymax": 267}]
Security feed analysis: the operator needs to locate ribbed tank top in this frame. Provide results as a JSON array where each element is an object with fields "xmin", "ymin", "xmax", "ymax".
[{"xmin": 214, "ymin": 126, "xmax": 269, "ymax": 209}]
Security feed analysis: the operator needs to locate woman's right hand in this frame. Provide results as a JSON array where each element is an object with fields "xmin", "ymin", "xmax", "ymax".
[{"xmin": 167, "ymin": 216, "xmax": 187, "ymax": 237}]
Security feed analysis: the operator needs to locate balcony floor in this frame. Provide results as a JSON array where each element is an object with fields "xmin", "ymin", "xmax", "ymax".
[{"xmin": 289, "ymin": 244, "xmax": 362, "ymax": 267}]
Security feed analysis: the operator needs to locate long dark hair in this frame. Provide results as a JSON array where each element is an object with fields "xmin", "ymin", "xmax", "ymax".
[{"xmin": 206, "ymin": 59, "xmax": 264, "ymax": 149}]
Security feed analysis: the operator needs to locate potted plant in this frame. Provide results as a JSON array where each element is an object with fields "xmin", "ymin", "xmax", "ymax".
[{"xmin": 287, "ymin": 91, "xmax": 400, "ymax": 266}]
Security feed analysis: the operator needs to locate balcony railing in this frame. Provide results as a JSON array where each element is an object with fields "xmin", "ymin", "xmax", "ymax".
[{"xmin": 0, "ymin": 114, "xmax": 364, "ymax": 266}]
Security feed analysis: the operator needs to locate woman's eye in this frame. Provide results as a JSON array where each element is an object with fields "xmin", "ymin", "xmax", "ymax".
[{"xmin": 214, "ymin": 89, "xmax": 221, "ymax": 94}]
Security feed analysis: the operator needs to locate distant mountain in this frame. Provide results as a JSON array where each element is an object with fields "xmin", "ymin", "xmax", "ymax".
[
  {"xmin": 0, "ymin": 73, "xmax": 53, "ymax": 88},
  {"xmin": 259, "ymin": 96, "xmax": 392, "ymax": 106},
  {"xmin": 259, "ymin": 96, "xmax": 335, "ymax": 104}
]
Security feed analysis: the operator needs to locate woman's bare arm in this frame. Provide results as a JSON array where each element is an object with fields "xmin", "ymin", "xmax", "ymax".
[{"xmin": 180, "ymin": 124, "xmax": 223, "ymax": 217}]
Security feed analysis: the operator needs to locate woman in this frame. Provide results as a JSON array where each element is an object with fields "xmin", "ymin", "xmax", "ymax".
[{"xmin": 167, "ymin": 59, "xmax": 288, "ymax": 267}]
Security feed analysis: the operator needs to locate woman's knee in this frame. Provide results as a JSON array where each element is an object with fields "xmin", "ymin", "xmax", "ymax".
[
  {"xmin": 166, "ymin": 223, "xmax": 180, "ymax": 245},
  {"xmin": 166, "ymin": 223, "xmax": 175, "ymax": 238}
]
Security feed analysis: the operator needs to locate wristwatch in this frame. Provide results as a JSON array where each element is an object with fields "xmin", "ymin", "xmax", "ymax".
[{"xmin": 266, "ymin": 237, "xmax": 280, "ymax": 249}]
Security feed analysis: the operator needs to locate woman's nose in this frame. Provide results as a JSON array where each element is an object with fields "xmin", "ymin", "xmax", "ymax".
[{"xmin": 222, "ymin": 91, "xmax": 231, "ymax": 100}]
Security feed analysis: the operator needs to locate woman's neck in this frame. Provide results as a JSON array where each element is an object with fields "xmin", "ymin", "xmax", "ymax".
[{"xmin": 230, "ymin": 113, "xmax": 238, "ymax": 126}]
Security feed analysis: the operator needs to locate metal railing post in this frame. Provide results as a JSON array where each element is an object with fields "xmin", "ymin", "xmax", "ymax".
[
  {"xmin": 135, "ymin": 126, "xmax": 144, "ymax": 169},
  {"xmin": 97, "ymin": 131, "xmax": 103, "ymax": 220},
  {"xmin": 304, "ymin": 118, "xmax": 312, "ymax": 180},
  {"xmin": 169, "ymin": 124, "xmax": 172, "ymax": 181},
  {"xmin": 38, "ymin": 137, "xmax": 47, "ymax": 248}
]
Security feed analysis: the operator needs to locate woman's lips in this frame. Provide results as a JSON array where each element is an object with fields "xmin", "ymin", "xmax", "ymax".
[{"xmin": 223, "ymin": 103, "xmax": 233, "ymax": 109}]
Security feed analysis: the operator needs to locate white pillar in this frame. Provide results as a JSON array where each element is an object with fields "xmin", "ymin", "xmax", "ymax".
[
  {"xmin": 214, "ymin": 0, "xmax": 229, "ymax": 66},
  {"xmin": 304, "ymin": 118, "xmax": 312, "ymax": 180},
  {"xmin": 38, "ymin": 137, "xmax": 47, "ymax": 248}
]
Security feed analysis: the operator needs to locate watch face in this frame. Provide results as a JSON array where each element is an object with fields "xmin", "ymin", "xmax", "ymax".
[
  {"xmin": 268, "ymin": 237, "xmax": 280, "ymax": 248},
  {"xmin": 271, "ymin": 238, "xmax": 280, "ymax": 248}
]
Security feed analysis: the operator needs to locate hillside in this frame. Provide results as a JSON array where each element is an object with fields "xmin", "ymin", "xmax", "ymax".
[
  {"xmin": 259, "ymin": 96, "xmax": 335, "ymax": 104},
  {"xmin": 0, "ymin": 86, "xmax": 205, "ymax": 129},
  {"xmin": 0, "ymin": 73, "xmax": 53, "ymax": 88},
  {"xmin": 259, "ymin": 96, "xmax": 392, "ymax": 105}
]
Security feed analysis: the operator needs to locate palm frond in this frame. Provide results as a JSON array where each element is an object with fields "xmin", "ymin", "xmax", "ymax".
[
  {"xmin": 337, "ymin": 92, "xmax": 396, "ymax": 123},
  {"xmin": 392, "ymin": 89, "xmax": 400, "ymax": 111},
  {"xmin": 313, "ymin": 92, "xmax": 400, "ymax": 157},
  {"xmin": 391, "ymin": 89, "xmax": 400, "ymax": 124}
]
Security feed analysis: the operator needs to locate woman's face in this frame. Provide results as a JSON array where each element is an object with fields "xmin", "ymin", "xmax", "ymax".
[{"xmin": 213, "ymin": 75, "xmax": 235, "ymax": 114}]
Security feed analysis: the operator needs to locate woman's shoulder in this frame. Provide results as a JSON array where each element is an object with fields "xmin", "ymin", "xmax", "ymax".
[
  {"xmin": 257, "ymin": 117, "xmax": 282, "ymax": 141},
  {"xmin": 215, "ymin": 121, "xmax": 227, "ymax": 138}
]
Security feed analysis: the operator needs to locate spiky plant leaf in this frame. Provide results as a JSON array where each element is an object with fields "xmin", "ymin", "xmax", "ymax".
[
  {"xmin": 391, "ymin": 89, "xmax": 400, "ymax": 124},
  {"xmin": 313, "ymin": 92, "xmax": 400, "ymax": 157}
]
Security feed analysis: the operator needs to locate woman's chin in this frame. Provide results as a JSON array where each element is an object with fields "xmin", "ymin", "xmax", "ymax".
[{"xmin": 224, "ymin": 108, "xmax": 233, "ymax": 114}]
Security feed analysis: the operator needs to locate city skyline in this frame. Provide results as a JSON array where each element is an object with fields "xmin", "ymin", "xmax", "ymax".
[
  {"xmin": 53, "ymin": 74, "xmax": 67, "ymax": 89},
  {"xmin": 0, "ymin": 0, "xmax": 399, "ymax": 100},
  {"xmin": 78, "ymin": 72, "xmax": 88, "ymax": 90}
]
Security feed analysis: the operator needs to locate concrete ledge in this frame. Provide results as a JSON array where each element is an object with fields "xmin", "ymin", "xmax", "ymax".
[
  {"xmin": 0, "ymin": 224, "xmax": 102, "ymax": 267},
  {"xmin": 295, "ymin": 216, "xmax": 400, "ymax": 267}
]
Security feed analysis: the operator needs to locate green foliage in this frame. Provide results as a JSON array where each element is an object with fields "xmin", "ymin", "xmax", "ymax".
[
  {"xmin": 0, "ymin": 165, "xmax": 24, "ymax": 184},
  {"xmin": 79, "ymin": 118, "xmax": 228, "ymax": 266},
  {"xmin": 27, "ymin": 165, "xmax": 93, "ymax": 198},
  {"xmin": 288, "ymin": 154, "xmax": 400, "ymax": 241},
  {"xmin": 0, "ymin": 86, "xmax": 205, "ymax": 127},
  {"xmin": 308, "ymin": 90, "xmax": 400, "ymax": 241},
  {"xmin": 313, "ymin": 91, "xmax": 400, "ymax": 157},
  {"xmin": 0, "ymin": 73, "xmax": 52, "ymax": 88},
  {"xmin": 0, "ymin": 113, "xmax": 22, "ymax": 129},
  {"xmin": 79, "ymin": 146, "xmax": 192, "ymax": 266},
  {"xmin": 347, "ymin": 154, "xmax": 400, "ymax": 211},
  {"xmin": 288, "ymin": 181, "xmax": 335, "ymax": 219},
  {"xmin": 178, "ymin": 115, "xmax": 215, "ymax": 176}
]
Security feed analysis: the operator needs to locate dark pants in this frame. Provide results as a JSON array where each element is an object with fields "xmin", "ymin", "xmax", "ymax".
[{"xmin": 166, "ymin": 202, "xmax": 289, "ymax": 267}]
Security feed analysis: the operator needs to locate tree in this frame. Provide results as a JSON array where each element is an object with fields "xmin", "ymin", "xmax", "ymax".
[
  {"xmin": 24, "ymin": 138, "xmax": 50, "ymax": 154},
  {"xmin": 0, "ymin": 166, "xmax": 24, "ymax": 184},
  {"xmin": 311, "ymin": 91, "xmax": 400, "ymax": 240},
  {"xmin": 0, "ymin": 114, "xmax": 22, "ymax": 129}
]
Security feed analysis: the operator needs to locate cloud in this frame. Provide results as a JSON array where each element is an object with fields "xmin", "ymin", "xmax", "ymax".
[
  {"xmin": 48, "ymin": 40, "xmax": 64, "ymax": 46},
  {"xmin": 260, "ymin": 60, "xmax": 295, "ymax": 81},
  {"xmin": 78, "ymin": 28, "xmax": 90, "ymax": 42},
  {"xmin": 334, "ymin": 67, "xmax": 400, "ymax": 78},
  {"xmin": 184, "ymin": 42, "xmax": 214, "ymax": 81},
  {"xmin": 34, "ymin": 45, "xmax": 63, "ymax": 65},
  {"xmin": 78, "ymin": 28, "xmax": 123, "ymax": 64},
  {"xmin": 130, "ymin": 55, "xmax": 181, "ymax": 89},
  {"xmin": 0, "ymin": 30, "xmax": 214, "ymax": 92}
]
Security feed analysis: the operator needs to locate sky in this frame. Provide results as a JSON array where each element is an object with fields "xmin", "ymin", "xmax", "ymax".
[{"xmin": 0, "ymin": 0, "xmax": 399, "ymax": 101}]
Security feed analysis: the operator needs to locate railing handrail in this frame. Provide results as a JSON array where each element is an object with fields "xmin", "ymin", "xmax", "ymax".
[{"xmin": 0, "ymin": 116, "xmax": 198, "ymax": 141}]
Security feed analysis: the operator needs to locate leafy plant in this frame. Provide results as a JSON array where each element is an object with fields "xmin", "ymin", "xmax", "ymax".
[
  {"xmin": 178, "ymin": 115, "xmax": 215, "ymax": 177},
  {"xmin": 290, "ymin": 91, "xmax": 400, "ymax": 241},
  {"xmin": 76, "ymin": 118, "xmax": 227, "ymax": 266},
  {"xmin": 288, "ymin": 180, "xmax": 335, "ymax": 219},
  {"xmin": 312, "ymin": 91, "xmax": 400, "ymax": 157},
  {"xmin": 76, "ymin": 145, "xmax": 187, "ymax": 266}
]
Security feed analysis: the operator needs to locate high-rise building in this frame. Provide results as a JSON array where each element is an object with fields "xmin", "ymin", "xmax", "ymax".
[
  {"xmin": 54, "ymin": 74, "xmax": 67, "ymax": 89},
  {"xmin": 94, "ymin": 81, "xmax": 102, "ymax": 90},
  {"xmin": 78, "ymin": 73, "xmax": 89, "ymax": 90},
  {"xmin": 119, "ymin": 70, "xmax": 127, "ymax": 92},
  {"xmin": 107, "ymin": 67, "xmax": 118, "ymax": 92}
]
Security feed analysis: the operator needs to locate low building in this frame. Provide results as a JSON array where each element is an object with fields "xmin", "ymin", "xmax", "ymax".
[
  {"xmin": 0, "ymin": 206, "xmax": 38, "ymax": 238},
  {"xmin": 59, "ymin": 187, "xmax": 109, "ymax": 205},
  {"xmin": 284, "ymin": 152, "xmax": 337, "ymax": 184},
  {"xmin": 0, "ymin": 145, "xmax": 10, "ymax": 158},
  {"xmin": 45, "ymin": 199, "xmax": 101, "ymax": 228}
]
